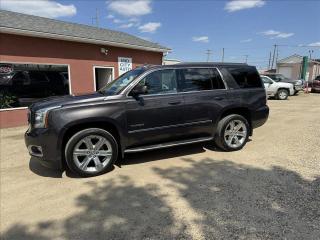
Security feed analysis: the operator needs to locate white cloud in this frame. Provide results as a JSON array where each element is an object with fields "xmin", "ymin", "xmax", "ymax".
[
  {"xmin": 192, "ymin": 36, "xmax": 209, "ymax": 43},
  {"xmin": 138, "ymin": 22, "xmax": 161, "ymax": 33},
  {"xmin": 225, "ymin": 0, "xmax": 265, "ymax": 12},
  {"xmin": 119, "ymin": 23, "xmax": 135, "ymax": 28},
  {"xmin": 261, "ymin": 30, "xmax": 294, "ymax": 39},
  {"xmin": 241, "ymin": 38, "xmax": 252, "ymax": 43},
  {"xmin": 107, "ymin": 14, "xmax": 114, "ymax": 19},
  {"xmin": 1, "ymin": 0, "xmax": 76, "ymax": 18},
  {"xmin": 107, "ymin": 0, "xmax": 152, "ymax": 17},
  {"xmin": 308, "ymin": 42, "xmax": 320, "ymax": 47},
  {"xmin": 113, "ymin": 18, "xmax": 123, "ymax": 24}
]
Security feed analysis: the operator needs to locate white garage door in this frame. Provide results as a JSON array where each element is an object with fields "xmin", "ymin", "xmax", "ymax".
[{"xmin": 278, "ymin": 67, "xmax": 292, "ymax": 79}]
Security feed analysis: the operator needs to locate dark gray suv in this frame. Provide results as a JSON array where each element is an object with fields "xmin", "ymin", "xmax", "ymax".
[{"xmin": 25, "ymin": 63, "xmax": 269, "ymax": 177}]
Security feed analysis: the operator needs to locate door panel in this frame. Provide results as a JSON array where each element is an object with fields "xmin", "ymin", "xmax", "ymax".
[
  {"xmin": 126, "ymin": 94, "xmax": 185, "ymax": 147},
  {"xmin": 182, "ymin": 90, "xmax": 228, "ymax": 137}
]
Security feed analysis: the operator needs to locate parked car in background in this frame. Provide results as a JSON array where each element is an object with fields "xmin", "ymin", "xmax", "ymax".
[
  {"xmin": 25, "ymin": 63, "xmax": 269, "ymax": 177},
  {"xmin": 310, "ymin": 75, "xmax": 320, "ymax": 93},
  {"xmin": 261, "ymin": 75, "xmax": 294, "ymax": 100},
  {"xmin": 264, "ymin": 73, "xmax": 303, "ymax": 95}
]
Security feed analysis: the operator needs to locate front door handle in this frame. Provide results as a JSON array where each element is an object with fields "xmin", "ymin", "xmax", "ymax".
[
  {"xmin": 168, "ymin": 101, "xmax": 182, "ymax": 105},
  {"xmin": 213, "ymin": 97, "xmax": 223, "ymax": 101}
]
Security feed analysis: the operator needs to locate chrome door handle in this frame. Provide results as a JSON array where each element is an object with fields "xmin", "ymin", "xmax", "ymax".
[
  {"xmin": 168, "ymin": 101, "xmax": 181, "ymax": 105},
  {"xmin": 213, "ymin": 97, "xmax": 223, "ymax": 100}
]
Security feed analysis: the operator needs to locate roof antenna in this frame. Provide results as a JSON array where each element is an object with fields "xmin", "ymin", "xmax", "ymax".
[{"xmin": 91, "ymin": 8, "xmax": 99, "ymax": 28}]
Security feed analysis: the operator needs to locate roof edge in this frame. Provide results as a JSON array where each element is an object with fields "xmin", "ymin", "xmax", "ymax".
[{"xmin": 0, "ymin": 26, "xmax": 171, "ymax": 53}]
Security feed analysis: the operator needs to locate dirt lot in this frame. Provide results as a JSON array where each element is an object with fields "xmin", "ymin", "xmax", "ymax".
[{"xmin": 1, "ymin": 93, "xmax": 319, "ymax": 240}]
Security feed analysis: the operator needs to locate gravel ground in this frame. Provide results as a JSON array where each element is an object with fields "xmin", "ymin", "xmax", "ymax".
[{"xmin": 1, "ymin": 93, "xmax": 319, "ymax": 240}]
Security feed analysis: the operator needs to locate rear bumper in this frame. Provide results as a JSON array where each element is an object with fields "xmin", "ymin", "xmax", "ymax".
[
  {"xmin": 25, "ymin": 128, "xmax": 63, "ymax": 170},
  {"xmin": 252, "ymin": 105, "xmax": 269, "ymax": 129}
]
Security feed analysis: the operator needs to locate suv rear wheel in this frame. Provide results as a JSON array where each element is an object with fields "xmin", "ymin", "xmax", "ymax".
[
  {"xmin": 214, "ymin": 114, "xmax": 250, "ymax": 151},
  {"xmin": 276, "ymin": 89, "xmax": 289, "ymax": 100},
  {"xmin": 65, "ymin": 128, "xmax": 118, "ymax": 177}
]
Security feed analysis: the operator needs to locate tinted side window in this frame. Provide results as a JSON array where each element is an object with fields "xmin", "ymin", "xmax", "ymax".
[
  {"xmin": 211, "ymin": 69, "xmax": 225, "ymax": 89},
  {"xmin": 178, "ymin": 68, "xmax": 225, "ymax": 92},
  {"xmin": 226, "ymin": 67, "xmax": 262, "ymax": 88},
  {"xmin": 138, "ymin": 69, "xmax": 177, "ymax": 95}
]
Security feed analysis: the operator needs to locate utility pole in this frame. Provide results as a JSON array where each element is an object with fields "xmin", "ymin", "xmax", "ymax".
[
  {"xmin": 268, "ymin": 51, "xmax": 272, "ymax": 69},
  {"xmin": 206, "ymin": 49, "xmax": 212, "ymax": 62},
  {"xmin": 275, "ymin": 47, "xmax": 279, "ymax": 64},
  {"xmin": 92, "ymin": 8, "xmax": 100, "ymax": 27},
  {"xmin": 271, "ymin": 44, "xmax": 277, "ymax": 70},
  {"xmin": 221, "ymin": 48, "xmax": 225, "ymax": 62},
  {"xmin": 244, "ymin": 55, "xmax": 249, "ymax": 63},
  {"xmin": 309, "ymin": 50, "xmax": 314, "ymax": 60}
]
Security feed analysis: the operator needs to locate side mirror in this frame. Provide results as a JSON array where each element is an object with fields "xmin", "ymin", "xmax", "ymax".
[{"xmin": 130, "ymin": 85, "xmax": 147, "ymax": 97}]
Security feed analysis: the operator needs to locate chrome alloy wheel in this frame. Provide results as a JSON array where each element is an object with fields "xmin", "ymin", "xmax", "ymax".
[
  {"xmin": 73, "ymin": 135, "xmax": 113, "ymax": 173},
  {"xmin": 224, "ymin": 120, "xmax": 247, "ymax": 148}
]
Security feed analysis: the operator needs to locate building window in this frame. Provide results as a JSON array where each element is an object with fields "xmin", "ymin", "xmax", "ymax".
[{"xmin": 0, "ymin": 63, "xmax": 69, "ymax": 109}]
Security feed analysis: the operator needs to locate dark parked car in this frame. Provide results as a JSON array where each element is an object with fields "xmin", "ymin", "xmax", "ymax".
[
  {"xmin": 264, "ymin": 73, "xmax": 303, "ymax": 95},
  {"xmin": 310, "ymin": 75, "xmax": 320, "ymax": 93},
  {"xmin": 25, "ymin": 63, "xmax": 269, "ymax": 177}
]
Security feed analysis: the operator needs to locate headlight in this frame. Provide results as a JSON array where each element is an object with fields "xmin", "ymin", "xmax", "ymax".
[
  {"xmin": 34, "ymin": 106, "xmax": 61, "ymax": 128},
  {"xmin": 295, "ymin": 80, "xmax": 302, "ymax": 85}
]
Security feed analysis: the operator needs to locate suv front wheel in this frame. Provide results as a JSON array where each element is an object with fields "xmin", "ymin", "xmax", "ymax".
[
  {"xmin": 65, "ymin": 128, "xmax": 118, "ymax": 177},
  {"xmin": 214, "ymin": 114, "xmax": 250, "ymax": 151}
]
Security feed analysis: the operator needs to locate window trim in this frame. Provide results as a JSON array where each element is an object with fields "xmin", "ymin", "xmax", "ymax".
[{"xmin": 124, "ymin": 67, "xmax": 227, "ymax": 98}]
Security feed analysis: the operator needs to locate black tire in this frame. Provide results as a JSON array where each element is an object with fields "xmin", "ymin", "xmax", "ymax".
[
  {"xmin": 214, "ymin": 114, "xmax": 250, "ymax": 151},
  {"xmin": 65, "ymin": 128, "xmax": 118, "ymax": 177},
  {"xmin": 276, "ymin": 89, "xmax": 289, "ymax": 100}
]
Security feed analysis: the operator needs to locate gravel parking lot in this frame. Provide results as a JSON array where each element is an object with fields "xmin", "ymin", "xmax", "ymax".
[{"xmin": 1, "ymin": 93, "xmax": 319, "ymax": 240}]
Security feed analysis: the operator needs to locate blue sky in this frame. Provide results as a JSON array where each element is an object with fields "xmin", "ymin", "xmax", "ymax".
[{"xmin": 2, "ymin": 0, "xmax": 320, "ymax": 69}]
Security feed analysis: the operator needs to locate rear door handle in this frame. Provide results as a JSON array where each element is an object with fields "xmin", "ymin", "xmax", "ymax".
[{"xmin": 168, "ymin": 101, "xmax": 182, "ymax": 105}]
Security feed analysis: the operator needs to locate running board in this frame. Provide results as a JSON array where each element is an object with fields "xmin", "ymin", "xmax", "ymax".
[{"xmin": 124, "ymin": 137, "xmax": 213, "ymax": 153}]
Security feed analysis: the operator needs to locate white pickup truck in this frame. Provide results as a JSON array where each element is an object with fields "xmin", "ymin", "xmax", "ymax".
[{"xmin": 261, "ymin": 75, "xmax": 294, "ymax": 100}]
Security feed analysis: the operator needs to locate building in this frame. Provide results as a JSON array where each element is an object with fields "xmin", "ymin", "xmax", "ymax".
[
  {"xmin": 163, "ymin": 58, "xmax": 181, "ymax": 65},
  {"xmin": 0, "ymin": 10, "xmax": 170, "ymax": 128},
  {"xmin": 276, "ymin": 54, "xmax": 320, "ymax": 81}
]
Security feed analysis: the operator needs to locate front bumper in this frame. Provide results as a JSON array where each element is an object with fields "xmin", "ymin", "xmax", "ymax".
[
  {"xmin": 25, "ymin": 128, "xmax": 63, "ymax": 169},
  {"xmin": 294, "ymin": 85, "xmax": 303, "ymax": 91}
]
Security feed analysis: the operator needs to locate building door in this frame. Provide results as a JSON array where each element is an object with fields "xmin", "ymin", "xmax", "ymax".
[{"xmin": 94, "ymin": 67, "xmax": 114, "ymax": 90}]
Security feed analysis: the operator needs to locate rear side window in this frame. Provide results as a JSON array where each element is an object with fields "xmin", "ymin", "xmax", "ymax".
[
  {"xmin": 178, "ymin": 68, "xmax": 225, "ymax": 92},
  {"xmin": 226, "ymin": 66, "xmax": 262, "ymax": 88}
]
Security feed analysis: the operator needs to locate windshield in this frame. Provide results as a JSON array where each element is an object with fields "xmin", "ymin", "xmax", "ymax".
[
  {"xmin": 268, "ymin": 74, "xmax": 287, "ymax": 82},
  {"xmin": 99, "ymin": 67, "xmax": 146, "ymax": 95}
]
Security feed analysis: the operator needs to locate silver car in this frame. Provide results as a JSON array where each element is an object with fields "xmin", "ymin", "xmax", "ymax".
[{"xmin": 261, "ymin": 75, "xmax": 294, "ymax": 100}]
